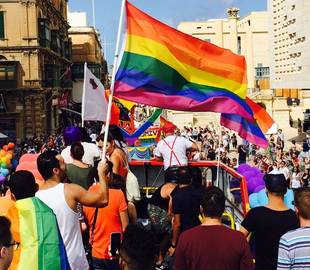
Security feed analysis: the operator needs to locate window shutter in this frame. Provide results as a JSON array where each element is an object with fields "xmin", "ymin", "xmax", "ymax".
[{"xmin": 0, "ymin": 12, "xmax": 4, "ymax": 39}]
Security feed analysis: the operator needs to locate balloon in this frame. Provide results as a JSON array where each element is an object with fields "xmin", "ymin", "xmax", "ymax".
[
  {"xmin": 2, "ymin": 145, "xmax": 8, "ymax": 152},
  {"xmin": 1, "ymin": 163, "xmax": 7, "ymax": 169},
  {"xmin": 16, "ymin": 162, "xmax": 37, "ymax": 171},
  {"xmin": 0, "ymin": 150, "xmax": 6, "ymax": 157},
  {"xmin": 257, "ymin": 189, "xmax": 268, "ymax": 205},
  {"xmin": 284, "ymin": 190, "xmax": 294, "ymax": 210},
  {"xmin": 254, "ymin": 185, "xmax": 265, "ymax": 193},
  {"xmin": 242, "ymin": 170, "xmax": 257, "ymax": 182},
  {"xmin": 247, "ymin": 177, "xmax": 263, "ymax": 194},
  {"xmin": 19, "ymin": 154, "xmax": 39, "ymax": 164},
  {"xmin": 1, "ymin": 168, "xmax": 9, "ymax": 177},
  {"xmin": 12, "ymin": 159, "xmax": 18, "ymax": 169},
  {"xmin": 5, "ymin": 153, "xmax": 13, "ymax": 160},
  {"xmin": 1, "ymin": 157, "xmax": 7, "ymax": 164},
  {"xmin": 237, "ymin": 164, "xmax": 251, "ymax": 173},
  {"xmin": 0, "ymin": 175, "xmax": 5, "ymax": 183},
  {"xmin": 8, "ymin": 142, "xmax": 15, "ymax": 149},
  {"xmin": 252, "ymin": 167, "xmax": 261, "ymax": 174},
  {"xmin": 249, "ymin": 193, "xmax": 259, "ymax": 208}
]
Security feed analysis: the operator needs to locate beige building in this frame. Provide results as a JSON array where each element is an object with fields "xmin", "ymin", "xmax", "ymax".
[
  {"xmin": 68, "ymin": 11, "xmax": 108, "ymax": 103},
  {"xmin": 178, "ymin": 8, "xmax": 270, "ymax": 92},
  {"xmin": 269, "ymin": 0, "xmax": 310, "ymax": 90},
  {"xmin": 0, "ymin": 0, "xmax": 72, "ymax": 139}
]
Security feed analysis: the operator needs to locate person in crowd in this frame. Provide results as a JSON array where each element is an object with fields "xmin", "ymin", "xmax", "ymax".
[
  {"xmin": 301, "ymin": 168, "xmax": 310, "ymax": 187},
  {"xmin": 174, "ymin": 186, "xmax": 254, "ymax": 270},
  {"xmin": 61, "ymin": 126, "xmax": 100, "ymax": 166},
  {"xmin": 240, "ymin": 173, "xmax": 299, "ymax": 270},
  {"xmin": 4, "ymin": 170, "xmax": 70, "ymax": 269},
  {"xmin": 66, "ymin": 142, "xmax": 96, "ymax": 189},
  {"xmin": 83, "ymin": 165, "xmax": 129, "ymax": 270},
  {"xmin": 148, "ymin": 181, "xmax": 177, "ymax": 268},
  {"xmin": 154, "ymin": 123, "xmax": 198, "ymax": 183},
  {"xmin": 298, "ymin": 142, "xmax": 310, "ymax": 171},
  {"xmin": 231, "ymin": 133, "xmax": 238, "ymax": 149},
  {"xmin": 120, "ymin": 224, "xmax": 157, "ymax": 270},
  {"xmin": 97, "ymin": 133, "xmax": 129, "ymax": 179},
  {"xmin": 238, "ymin": 144, "xmax": 247, "ymax": 164},
  {"xmin": 277, "ymin": 187, "xmax": 310, "ymax": 270},
  {"xmin": 36, "ymin": 150, "xmax": 109, "ymax": 270},
  {"xmin": 168, "ymin": 167, "xmax": 202, "ymax": 257},
  {"xmin": 0, "ymin": 216, "xmax": 15, "ymax": 270},
  {"xmin": 290, "ymin": 166, "xmax": 302, "ymax": 190}
]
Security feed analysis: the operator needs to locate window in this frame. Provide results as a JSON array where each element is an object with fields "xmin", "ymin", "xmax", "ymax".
[
  {"xmin": 0, "ymin": 11, "xmax": 4, "ymax": 39},
  {"xmin": 0, "ymin": 65, "xmax": 15, "ymax": 80},
  {"xmin": 237, "ymin": 36, "xmax": 241, "ymax": 55},
  {"xmin": 38, "ymin": 18, "xmax": 51, "ymax": 48},
  {"xmin": 255, "ymin": 66, "xmax": 270, "ymax": 78}
]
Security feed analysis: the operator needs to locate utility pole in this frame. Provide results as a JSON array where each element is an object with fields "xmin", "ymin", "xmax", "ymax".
[{"xmin": 92, "ymin": 0, "xmax": 96, "ymax": 29}]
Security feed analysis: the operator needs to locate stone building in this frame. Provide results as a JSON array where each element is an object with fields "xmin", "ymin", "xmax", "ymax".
[
  {"xmin": 68, "ymin": 11, "xmax": 107, "ymax": 104},
  {"xmin": 0, "ymin": 0, "xmax": 72, "ymax": 139}
]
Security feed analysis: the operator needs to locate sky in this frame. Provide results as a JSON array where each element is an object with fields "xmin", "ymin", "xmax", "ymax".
[{"xmin": 68, "ymin": 0, "xmax": 267, "ymax": 71}]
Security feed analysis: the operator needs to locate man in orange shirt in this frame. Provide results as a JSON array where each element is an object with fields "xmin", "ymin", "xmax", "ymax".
[{"xmin": 83, "ymin": 173, "xmax": 129, "ymax": 270}]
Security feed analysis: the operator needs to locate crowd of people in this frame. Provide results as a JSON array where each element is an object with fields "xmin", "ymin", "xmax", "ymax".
[{"xmin": 0, "ymin": 123, "xmax": 310, "ymax": 270}]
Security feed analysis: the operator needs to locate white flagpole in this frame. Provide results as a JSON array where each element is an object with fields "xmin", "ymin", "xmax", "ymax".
[
  {"xmin": 101, "ymin": 0, "xmax": 126, "ymax": 159},
  {"xmin": 81, "ymin": 62, "xmax": 87, "ymax": 128},
  {"xmin": 216, "ymin": 114, "xmax": 222, "ymax": 187}
]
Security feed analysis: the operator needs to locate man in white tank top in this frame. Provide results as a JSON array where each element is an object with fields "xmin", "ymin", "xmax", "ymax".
[{"xmin": 36, "ymin": 150, "xmax": 109, "ymax": 270}]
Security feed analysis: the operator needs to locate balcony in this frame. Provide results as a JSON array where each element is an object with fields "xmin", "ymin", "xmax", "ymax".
[{"xmin": 0, "ymin": 61, "xmax": 18, "ymax": 89}]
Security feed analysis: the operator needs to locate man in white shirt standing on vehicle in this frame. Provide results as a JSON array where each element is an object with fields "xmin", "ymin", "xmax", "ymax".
[{"xmin": 154, "ymin": 123, "xmax": 198, "ymax": 183}]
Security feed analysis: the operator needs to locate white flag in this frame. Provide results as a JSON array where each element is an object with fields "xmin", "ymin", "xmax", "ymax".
[{"xmin": 82, "ymin": 63, "xmax": 108, "ymax": 122}]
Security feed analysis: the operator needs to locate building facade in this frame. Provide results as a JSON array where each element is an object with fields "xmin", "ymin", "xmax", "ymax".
[
  {"xmin": 68, "ymin": 11, "xmax": 107, "ymax": 104},
  {"xmin": 0, "ymin": 0, "xmax": 72, "ymax": 139},
  {"xmin": 269, "ymin": 0, "xmax": 310, "ymax": 89}
]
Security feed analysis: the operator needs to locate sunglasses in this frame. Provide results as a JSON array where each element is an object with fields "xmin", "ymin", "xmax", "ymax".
[{"xmin": 7, "ymin": 240, "xmax": 20, "ymax": 251}]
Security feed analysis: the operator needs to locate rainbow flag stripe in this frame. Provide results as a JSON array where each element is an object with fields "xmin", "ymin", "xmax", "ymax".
[
  {"xmin": 115, "ymin": 1, "xmax": 253, "ymax": 120},
  {"xmin": 6, "ymin": 197, "xmax": 69, "ymax": 270}
]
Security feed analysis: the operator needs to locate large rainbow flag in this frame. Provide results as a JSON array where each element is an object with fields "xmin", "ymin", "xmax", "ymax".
[
  {"xmin": 114, "ymin": 1, "xmax": 254, "ymax": 121},
  {"xmin": 5, "ymin": 197, "xmax": 70, "ymax": 270}
]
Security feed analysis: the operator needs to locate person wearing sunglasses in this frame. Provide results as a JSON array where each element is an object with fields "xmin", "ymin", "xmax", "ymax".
[{"xmin": 0, "ymin": 216, "xmax": 18, "ymax": 270}]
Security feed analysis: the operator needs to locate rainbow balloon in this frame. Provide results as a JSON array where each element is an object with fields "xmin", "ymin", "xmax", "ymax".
[{"xmin": 5, "ymin": 197, "xmax": 70, "ymax": 270}]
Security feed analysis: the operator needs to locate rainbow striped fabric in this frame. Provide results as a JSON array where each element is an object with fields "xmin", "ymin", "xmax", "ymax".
[
  {"xmin": 5, "ymin": 197, "xmax": 69, "ymax": 270},
  {"xmin": 114, "ymin": 1, "xmax": 253, "ymax": 120},
  {"xmin": 221, "ymin": 98, "xmax": 270, "ymax": 148}
]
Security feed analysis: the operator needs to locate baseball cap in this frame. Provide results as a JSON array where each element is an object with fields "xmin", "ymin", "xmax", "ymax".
[{"xmin": 264, "ymin": 173, "xmax": 287, "ymax": 194}]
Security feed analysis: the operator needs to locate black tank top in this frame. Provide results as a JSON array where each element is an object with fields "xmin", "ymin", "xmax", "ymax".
[{"xmin": 149, "ymin": 184, "xmax": 169, "ymax": 211}]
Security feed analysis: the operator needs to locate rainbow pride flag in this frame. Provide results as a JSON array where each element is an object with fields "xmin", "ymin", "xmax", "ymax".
[
  {"xmin": 5, "ymin": 197, "xmax": 70, "ymax": 270},
  {"xmin": 221, "ymin": 98, "xmax": 271, "ymax": 148},
  {"xmin": 114, "ymin": 1, "xmax": 254, "ymax": 120}
]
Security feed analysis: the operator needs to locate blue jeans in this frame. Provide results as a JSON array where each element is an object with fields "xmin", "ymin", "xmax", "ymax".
[{"xmin": 92, "ymin": 257, "xmax": 121, "ymax": 270}]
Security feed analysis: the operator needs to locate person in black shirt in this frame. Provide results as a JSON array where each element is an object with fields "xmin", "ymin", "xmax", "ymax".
[
  {"xmin": 168, "ymin": 166, "xmax": 202, "ymax": 257},
  {"xmin": 238, "ymin": 144, "xmax": 247, "ymax": 164},
  {"xmin": 240, "ymin": 173, "xmax": 299, "ymax": 270}
]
